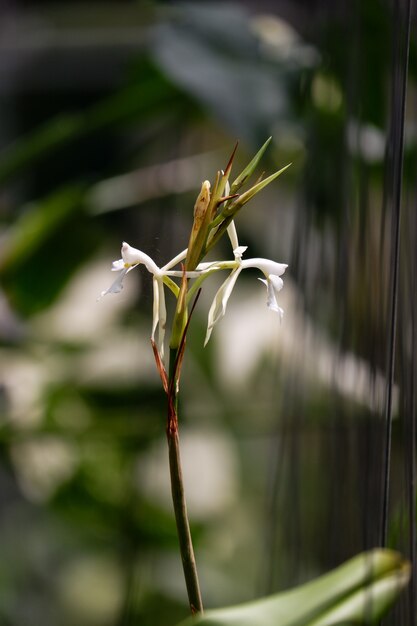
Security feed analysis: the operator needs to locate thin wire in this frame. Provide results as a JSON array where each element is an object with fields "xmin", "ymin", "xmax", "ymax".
[
  {"xmin": 404, "ymin": 186, "xmax": 417, "ymax": 625},
  {"xmin": 381, "ymin": 0, "xmax": 412, "ymax": 547}
]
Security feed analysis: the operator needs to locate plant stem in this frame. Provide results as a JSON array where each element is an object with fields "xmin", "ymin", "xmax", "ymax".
[
  {"xmin": 167, "ymin": 424, "xmax": 203, "ymax": 613},
  {"xmin": 167, "ymin": 348, "xmax": 203, "ymax": 614}
]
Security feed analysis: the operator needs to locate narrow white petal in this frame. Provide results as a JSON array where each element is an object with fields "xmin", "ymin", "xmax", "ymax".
[
  {"xmin": 227, "ymin": 220, "xmax": 239, "ymax": 251},
  {"xmin": 98, "ymin": 268, "xmax": 128, "ymax": 300},
  {"xmin": 165, "ymin": 269, "xmax": 201, "ymax": 278},
  {"xmin": 151, "ymin": 277, "xmax": 159, "ymax": 343},
  {"xmin": 204, "ymin": 268, "xmax": 242, "ymax": 346},
  {"xmin": 196, "ymin": 261, "xmax": 223, "ymax": 271},
  {"xmin": 157, "ymin": 279, "xmax": 167, "ymax": 362},
  {"xmin": 161, "ymin": 248, "xmax": 188, "ymax": 271}
]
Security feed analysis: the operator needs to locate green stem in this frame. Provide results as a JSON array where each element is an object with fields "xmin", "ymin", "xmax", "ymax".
[{"xmin": 167, "ymin": 349, "xmax": 203, "ymax": 614}]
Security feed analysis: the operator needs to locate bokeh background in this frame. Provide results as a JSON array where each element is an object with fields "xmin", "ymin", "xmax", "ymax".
[{"xmin": 0, "ymin": 1, "xmax": 416, "ymax": 624}]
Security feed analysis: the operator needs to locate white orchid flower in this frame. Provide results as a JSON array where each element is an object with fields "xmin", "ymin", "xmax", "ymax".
[
  {"xmin": 99, "ymin": 242, "xmax": 190, "ymax": 361},
  {"xmin": 204, "ymin": 245, "xmax": 287, "ymax": 346},
  {"xmin": 100, "ymin": 228, "xmax": 287, "ymax": 356}
]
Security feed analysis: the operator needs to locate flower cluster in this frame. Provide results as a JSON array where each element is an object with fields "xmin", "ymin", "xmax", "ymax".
[
  {"xmin": 99, "ymin": 140, "xmax": 289, "ymax": 363},
  {"xmin": 99, "ymin": 222, "xmax": 287, "ymax": 360}
]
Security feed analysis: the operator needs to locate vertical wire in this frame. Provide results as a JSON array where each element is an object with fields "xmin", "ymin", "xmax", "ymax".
[
  {"xmin": 380, "ymin": 0, "xmax": 411, "ymax": 547},
  {"xmin": 410, "ymin": 269, "xmax": 417, "ymax": 626},
  {"xmin": 404, "ymin": 186, "xmax": 417, "ymax": 625}
]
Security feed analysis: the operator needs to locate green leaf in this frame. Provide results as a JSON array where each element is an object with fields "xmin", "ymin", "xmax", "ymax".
[{"xmin": 175, "ymin": 550, "xmax": 409, "ymax": 626}]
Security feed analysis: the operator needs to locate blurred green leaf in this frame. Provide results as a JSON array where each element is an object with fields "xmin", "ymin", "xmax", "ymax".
[
  {"xmin": 0, "ymin": 185, "xmax": 86, "ymax": 273},
  {"xmin": 0, "ymin": 186, "xmax": 99, "ymax": 315},
  {"xmin": 150, "ymin": 4, "xmax": 290, "ymax": 146},
  {"xmin": 176, "ymin": 550, "xmax": 409, "ymax": 626},
  {"xmin": 0, "ymin": 65, "xmax": 189, "ymax": 185}
]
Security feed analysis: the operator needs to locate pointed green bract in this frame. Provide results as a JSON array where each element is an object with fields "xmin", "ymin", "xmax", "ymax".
[
  {"xmin": 175, "ymin": 549, "xmax": 409, "ymax": 626},
  {"xmin": 230, "ymin": 137, "xmax": 272, "ymax": 195},
  {"xmin": 224, "ymin": 162, "xmax": 292, "ymax": 218},
  {"xmin": 204, "ymin": 162, "xmax": 291, "ymax": 254}
]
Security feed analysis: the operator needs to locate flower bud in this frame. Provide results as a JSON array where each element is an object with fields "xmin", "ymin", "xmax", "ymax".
[
  {"xmin": 194, "ymin": 180, "xmax": 211, "ymax": 219},
  {"xmin": 185, "ymin": 180, "xmax": 211, "ymax": 270}
]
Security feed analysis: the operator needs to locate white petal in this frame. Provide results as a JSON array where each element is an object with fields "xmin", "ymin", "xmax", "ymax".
[
  {"xmin": 111, "ymin": 259, "xmax": 124, "ymax": 271},
  {"xmin": 165, "ymin": 269, "xmax": 201, "ymax": 278},
  {"xmin": 150, "ymin": 278, "xmax": 167, "ymax": 362},
  {"xmin": 151, "ymin": 277, "xmax": 160, "ymax": 344},
  {"xmin": 157, "ymin": 279, "xmax": 167, "ymax": 362},
  {"xmin": 233, "ymin": 246, "xmax": 247, "ymax": 259},
  {"xmin": 161, "ymin": 248, "xmax": 188, "ymax": 271},
  {"xmin": 98, "ymin": 268, "xmax": 129, "ymax": 300},
  {"xmin": 121, "ymin": 242, "xmax": 159, "ymax": 274},
  {"xmin": 258, "ymin": 277, "xmax": 284, "ymax": 318},
  {"xmin": 204, "ymin": 268, "xmax": 242, "ymax": 346},
  {"xmin": 227, "ymin": 220, "xmax": 239, "ymax": 251},
  {"xmin": 242, "ymin": 257, "xmax": 287, "ymax": 277},
  {"xmin": 269, "ymin": 274, "xmax": 284, "ymax": 291},
  {"xmin": 196, "ymin": 261, "xmax": 222, "ymax": 271}
]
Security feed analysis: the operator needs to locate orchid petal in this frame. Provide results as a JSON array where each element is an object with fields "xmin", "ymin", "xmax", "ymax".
[
  {"xmin": 269, "ymin": 274, "xmax": 284, "ymax": 291},
  {"xmin": 165, "ymin": 269, "xmax": 201, "ymax": 278},
  {"xmin": 258, "ymin": 277, "xmax": 284, "ymax": 318},
  {"xmin": 151, "ymin": 277, "xmax": 160, "ymax": 345},
  {"xmin": 196, "ymin": 261, "xmax": 222, "ymax": 271},
  {"xmin": 111, "ymin": 259, "xmax": 125, "ymax": 271},
  {"xmin": 161, "ymin": 248, "xmax": 188, "ymax": 271},
  {"xmin": 98, "ymin": 268, "xmax": 129, "ymax": 300},
  {"xmin": 205, "ymin": 267, "xmax": 242, "ymax": 346},
  {"xmin": 121, "ymin": 242, "xmax": 159, "ymax": 274},
  {"xmin": 227, "ymin": 221, "xmax": 249, "ymax": 259},
  {"xmin": 157, "ymin": 278, "xmax": 167, "ymax": 362},
  {"xmin": 233, "ymin": 246, "xmax": 247, "ymax": 259},
  {"xmin": 242, "ymin": 257, "xmax": 287, "ymax": 277},
  {"xmin": 149, "ymin": 278, "xmax": 168, "ymax": 361},
  {"xmin": 227, "ymin": 220, "xmax": 239, "ymax": 251}
]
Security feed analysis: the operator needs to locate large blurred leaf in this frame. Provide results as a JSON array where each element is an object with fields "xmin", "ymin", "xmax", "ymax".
[
  {"xmin": 176, "ymin": 550, "xmax": 409, "ymax": 626},
  {"xmin": 150, "ymin": 4, "xmax": 291, "ymax": 146},
  {"xmin": 0, "ymin": 186, "xmax": 99, "ymax": 316},
  {"xmin": 0, "ymin": 63, "xmax": 189, "ymax": 185},
  {"xmin": 0, "ymin": 186, "xmax": 86, "ymax": 274}
]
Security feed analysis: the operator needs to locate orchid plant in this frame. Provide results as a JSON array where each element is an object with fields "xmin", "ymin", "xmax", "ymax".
[
  {"xmin": 100, "ymin": 140, "xmax": 409, "ymax": 625},
  {"xmin": 100, "ymin": 138, "xmax": 288, "ymax": 612}
]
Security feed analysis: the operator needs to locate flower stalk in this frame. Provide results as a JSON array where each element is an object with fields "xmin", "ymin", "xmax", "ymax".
[
  {"xmin": 99, "ymin": 140, "xmax": 290, "ymax": 616},
  {"xmin": 167, "ymin": 399, "xmax": 203, "ymax": 614},
  {"xmin": 167, "ymin": 291, "xmax": 204, "ymax": 614}
]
